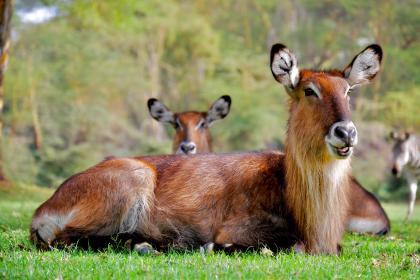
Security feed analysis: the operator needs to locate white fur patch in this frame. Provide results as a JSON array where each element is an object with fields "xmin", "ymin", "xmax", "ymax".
[
  {"xmin": 31, "ymin": 210, "xmax": 76, "ymax": 243},
  {"xmin": 307, "ymin": 83, "xmax": 322, "ymax": 99},
  {"xmin": 347, "ymin": 218, "xmax": 385, "ymax": 234},
  {"xmin": 325, "ymin": 160, "xmax": 350, "ymax": 188},
  {"xmin": 195, "ymin": 119, "xmax": 205, "ymax": 130},
  {"xmin": 149, "ymin": 100, "xmax": 175, "ymax": 123},
  {"xmin": 175, "ymin": 141, "xmax": 197, "ymax": 155},
  {"xmin": 325, "ymin": 121, "xmax": 357, "ymax": 158},
  {"xmin": 207, "ymin": 97, "xmax": 230, "ymax": 124},
  {"xmin": 294, "ymin": 151, "xmax": 350, "ymax": 253},
  {"xmin": 271, "ymin": 49, "xmax": 299, "ymax": 88},
  {"xmin": 344, "ymin": 49, "xmax": 380, "ymax": 87},
  {"xmin": 120, "ymin": 195, "xmax": 150, "ymax": 234},
  {"xmin": 123, "ymin": 166, "xmax": 156, "ymax": 237}
]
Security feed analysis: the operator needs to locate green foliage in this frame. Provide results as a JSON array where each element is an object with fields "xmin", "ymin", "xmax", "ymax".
[
  {"xmin": 3, "ymin": 0, "xmax": 419, "ymax": 196},
  {"xmin": 379, "ymin": 87, "xmax": 420, "ymax": 130}
]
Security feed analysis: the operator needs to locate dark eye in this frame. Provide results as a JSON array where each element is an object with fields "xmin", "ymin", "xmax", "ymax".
[
  {"xmin": 174, "ymin": 119, "xmax": 181, "ymax": 129},
  {"xmin": 197, "ymin": 120, "xmax": 206, "ymax": 129},
  {"xmin": 304, "ymin": 88, "xmax": 317, "ymax": 97}
]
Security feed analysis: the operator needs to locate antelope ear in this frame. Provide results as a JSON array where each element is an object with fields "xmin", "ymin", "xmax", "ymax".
[
  {"xmin": 344, "ymin": 44, "xmax": 382, "ymax": 88},
  {"xmin": 390, "ymin": 131, "xmax": 398, "ymax": 140},
  {"xmin": 206, "ymin": 95, "xmax": 231, "ymax": 125},
  {"xmin": 147, "ymin": 98, "xmax": 175, "ymax": 124},
  {"xmin": 270, "ymin": 43, "xmax": 299, "ymax": 91}
]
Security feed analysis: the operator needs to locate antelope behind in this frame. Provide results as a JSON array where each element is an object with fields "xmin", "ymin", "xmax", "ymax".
[
  {"xmin": 147, "ymin": 96, "xmax": 231, "ymax": 155},
  {"xmin": 346, "ymin": 178, "xmax": 389, "ymax": 235},
  {"xmin": 390, "ymin": 131, "xmax": 420, "ymax": 220},
  {"xmin": 30, "ymin": 43, "xmax": 382, "ymax": 255}
]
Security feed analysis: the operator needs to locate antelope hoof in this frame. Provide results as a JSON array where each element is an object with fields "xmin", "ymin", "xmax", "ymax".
[
  {"xmin": 337, "ymin": 244, "xmax": 343, "ymax": 255},
  {"xmin": 125, "ymin": 239, "xmax": 133, "ymax": 250},
  {"xmin": 200, "ymin": 242, "xmax": 215, "ymax": 255},
  {"xmin": 133, "ymin": 242, "xmax": 159, "ymax": 255}
]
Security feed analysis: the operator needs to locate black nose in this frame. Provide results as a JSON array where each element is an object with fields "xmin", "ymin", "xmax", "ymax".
[
  {"xmin": 391, "ymin": 167, "xmax": 398, "ymax": 175},
  {"xmin": 180, "ymin": 142, "xmax": 196, "ymax": 153},
  {"xmin": 334, "ymin": 126, "xmax": 356, "ymax": 146}
]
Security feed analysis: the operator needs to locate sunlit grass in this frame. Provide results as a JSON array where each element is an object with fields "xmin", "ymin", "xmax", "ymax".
[{"xmin": 0, "ymin": 184, "xmax": 418, "ymax": 279}]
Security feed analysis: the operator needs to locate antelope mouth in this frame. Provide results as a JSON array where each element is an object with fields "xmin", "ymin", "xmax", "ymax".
[
  {"xmin": 328, "ymin": 143, "xmax": 353, "ymax": 158},
  {"xmin": 175, "ymin": 148, "xmax": 197, "ymax": 155}
]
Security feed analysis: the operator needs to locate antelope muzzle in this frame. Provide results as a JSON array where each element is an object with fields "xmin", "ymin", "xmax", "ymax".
[{"xmin": 325, "ymin": 120, "xmax": 358, "ymax": 159}]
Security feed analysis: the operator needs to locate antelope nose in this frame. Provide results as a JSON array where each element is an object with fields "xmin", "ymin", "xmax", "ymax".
[
  {"xmin": 391, "ymin": 167, "xmax": 398, "ymax": 175},
  {"xmin": 180, "ymin": 142, "xmax": 196, "ymax": 154},
  {"xmin": 334, "ymin": 124, "xmax": 357, "ymax": 146}
]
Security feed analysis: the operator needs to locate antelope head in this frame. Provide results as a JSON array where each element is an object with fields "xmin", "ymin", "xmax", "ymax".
[
  {"xmin": 148, "ymin": 96, "xmax": 231, "ymax": 154},
  {"xmin": 390, "ymin": 131, "xmax": 412, "ymax": 177},
  {"xmin": 270, "ymin": 43, "xmax": 382, "ymax": 162}
]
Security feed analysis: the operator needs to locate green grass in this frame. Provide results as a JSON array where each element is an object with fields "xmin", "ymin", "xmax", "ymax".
[{"xmin": 0, "ymin": 184, "xmax": 419, "ymax": 279}]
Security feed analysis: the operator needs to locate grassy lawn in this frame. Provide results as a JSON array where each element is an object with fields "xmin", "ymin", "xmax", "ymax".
[{"xmin": 0, "ymin": 183, "xmax": 419, "ymax": 279}]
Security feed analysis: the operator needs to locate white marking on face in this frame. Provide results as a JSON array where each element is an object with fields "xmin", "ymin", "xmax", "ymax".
[
  {"xmin": 344, "ymin": 83, "xmax": 351, "ymax": 97},
  {"xmin": 195, "ymin": 119, "xmax": 206, "ymax": 130},
  {"xmin": 175, "ymin": 118, "xmax": 183, "ymax": 130},
  {"xmin": 325, "ymin": 121, "xmax": 357, "ymax": 159},
  {"xmin": 307, "ymin": 82, "xmax": 322, "ymax": 99},
  {"xmin": 176, "ymin": 141, "xmax": 197, "ymax": 155}
]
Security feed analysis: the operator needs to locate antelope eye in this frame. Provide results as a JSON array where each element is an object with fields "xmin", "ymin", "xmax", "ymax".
[
  {"xmin": 197, "ymin": 120, "xmax": 206, "ymax": 129},
  {"xmin": 304, "ymin": 88, "xmax": 317, "ymax": 97},
  {"xmin": 174, "ymin": 119, "xmax": 181, "ymax": 129}
]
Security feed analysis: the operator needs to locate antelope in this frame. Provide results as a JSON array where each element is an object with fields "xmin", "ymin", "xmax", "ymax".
[
  {"xmin": 390, "ymin": 131, "xmax": 420, "ymax": 220},
  {"xmin": 346, "ymin": 178, "xmax": 389, "ymax": 235},
  {"xmin": 30, "ymin": 43, "xmax": 382, "ymax": 255},
  {"xmin": 147, "ymin": 95, "xmax": 231, "ymax": 155},
  {"xmin": 149, "ymin": 95, "xmax": 389, "ymax": 236}
]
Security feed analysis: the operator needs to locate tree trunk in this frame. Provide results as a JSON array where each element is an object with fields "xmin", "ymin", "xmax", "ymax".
[
  {"xmin": 28, "ymin": 59, "xmax": 42, "ymax": 150},
  {"xmin": 0, "ymin": 0, "xmax": 13, "ymax": 181},
  {"xmin": 30, "ymin": 87, "xmax": 43, "ymax": 150}
]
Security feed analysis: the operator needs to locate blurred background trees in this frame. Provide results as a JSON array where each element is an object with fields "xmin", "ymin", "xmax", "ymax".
[
  {"xmin": 3, "ymin": 0, "xmax": 419, "ymax": 200},
  {"xmin": 0, "ymin": 0, "xmax": 13, "ymax": 181}
]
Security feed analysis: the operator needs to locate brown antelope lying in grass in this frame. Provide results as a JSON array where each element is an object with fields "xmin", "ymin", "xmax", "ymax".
[
  {"xmin": 30, "ymin": 43, "xmax": 383, "ymax": 255},
  {"xmin": 147, "ymin": 95, "xmax": 231, "ymax": 155},
  {"xmin": 148, "ymin": 95, "xmax": 389, "ymax": 236}
]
